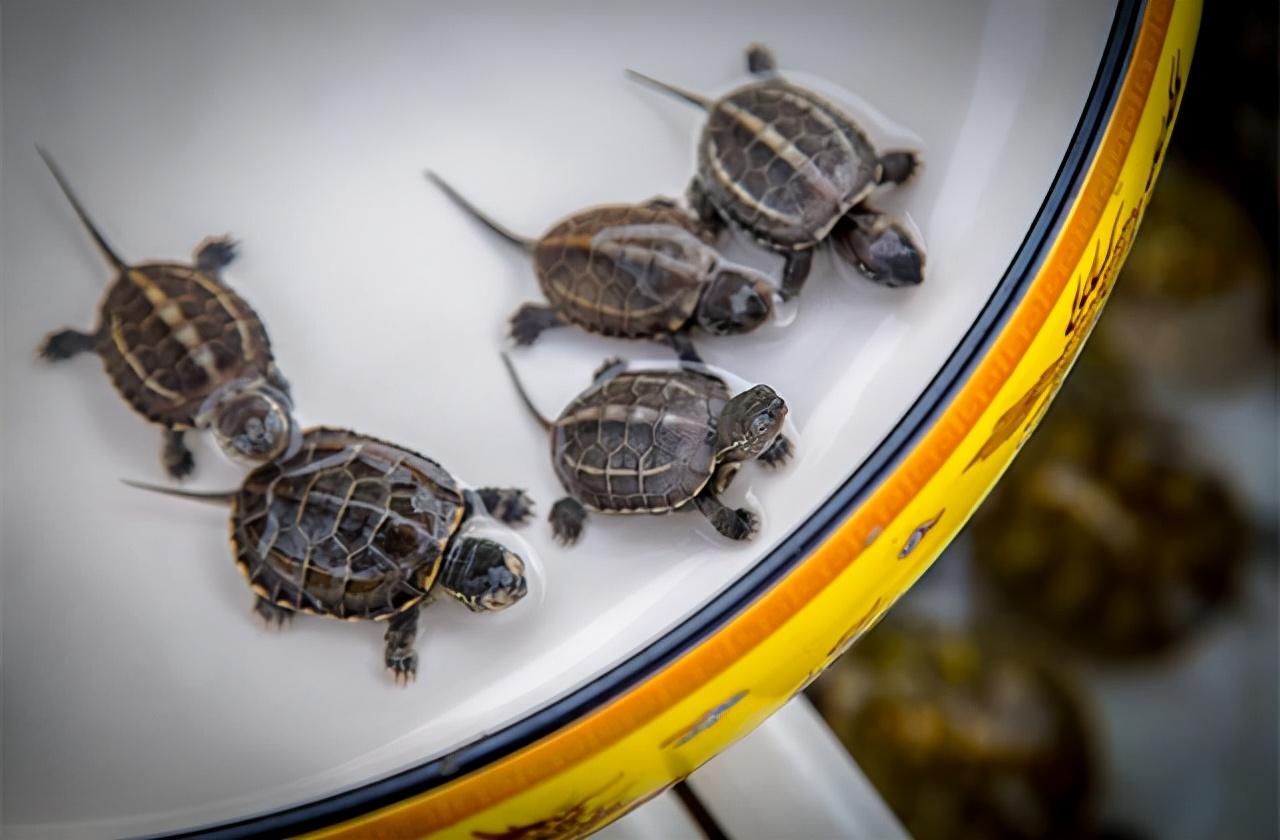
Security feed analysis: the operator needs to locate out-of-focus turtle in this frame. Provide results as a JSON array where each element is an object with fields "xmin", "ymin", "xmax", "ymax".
[
  {"xmin": 128, "ymin": 427, "xmax": 534, "ymax": 683},
  {"xmin": 427, "ymin": 174, "xmax": 778, "ymax": 362},
  {"xmin": 503, "ymin": 356, "xmax": 790, "ymax": 544},
  {"xmin": 628, "ymin": 43, "xmax": 925, "ymax": 299},
  {"xmin": 35, "ymin": 149, "xmax": 297, "ymax": 478},
  {"xmin": 809, "ymin": 620, "xmax": 1098, "ymax": 840}
]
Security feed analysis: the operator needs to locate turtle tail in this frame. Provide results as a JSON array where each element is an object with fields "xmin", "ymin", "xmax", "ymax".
[
  {"xmin": 624, "ymin": 70, "xmax": 712, "ymax": 110},
  {"xmin": 501, "ymin": 353, "xmax": 553, "ymax": 432},
  {"xmin": 121, "ymin": 479, "xmax": 235, "ymax": 506},
  {"xmin": 36, "ymin": 146, "xmax": 127, "ymax": 272},
  {"xmin": 425, "ymin": 172, "xmax": 535, "ymax": 252}
]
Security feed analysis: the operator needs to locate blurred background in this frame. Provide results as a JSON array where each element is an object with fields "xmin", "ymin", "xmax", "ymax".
[{"xmin": 808, "ymin": 4, "xmax": 1279, "ymax": 839}]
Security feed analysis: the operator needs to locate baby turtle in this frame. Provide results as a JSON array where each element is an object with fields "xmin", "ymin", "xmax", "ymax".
[
  {"xmin": 128, "ymin": 427, "xmax": 534, "ymax": 683},
  {"xmin": 628, "ymin": 43, "xmax": 925, "ymax": 298},
  {"xmin": 428, "ymin": 173, "xmax": 778, "ymax": 362},
  {"xmin": 35, "ymin": 149, "xmax": 296, "ymax": 477},
  {"xmin": 503, "ymin": 355, "xmax": 791, "ymax": 544}
]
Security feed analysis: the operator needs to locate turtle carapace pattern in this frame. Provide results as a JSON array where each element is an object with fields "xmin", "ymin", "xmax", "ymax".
[
  {"xmin": 35, "ymin": 149, "xmax": 297, "ymax": 478},
  {"xmin": 427, "ymin": 174, "xmax": 778, "ymax": 362},
  {"xmin": 628, "ymin": 43, "xmax": 926, "ymax": 299},
  {"xmin": 130, "ymin": 427, "xmax": 534, "ymax": 683},
  {"xmin": 504, "ymin": 355, "xmax": 792, "ymax": 545}
]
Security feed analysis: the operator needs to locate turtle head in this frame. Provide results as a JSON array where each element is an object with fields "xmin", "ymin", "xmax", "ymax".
[
  {"xmin": 204, "ymin": 381, "xmax": 300, "ymax": 464},
  {"xmin": 716, "ymin": 385, "xmax": 787, "ymax": 462},
  {"xmin": 832, "ymin": 212, "xmax": 925, "ymax": 288},
  {"xmin": 695, "ymin": 264, "xmax": 775, "ymax": 335},
  {"xmin": 441, "ymin": 537, "xmax": 529, "ymax": 613}
]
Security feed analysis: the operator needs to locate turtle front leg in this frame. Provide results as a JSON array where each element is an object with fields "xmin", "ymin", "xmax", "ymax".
[
  {"xmin": 162, "ymin": 429, "xmax": 195, "ymax": 479},
  {"xmin": 509, "ymin": 303, "xmax": 567, "ymax": 346},
  {"xmin": 592, "ymin": 356, "xmax": 628, "ymax": 384},
  {"xmin": 660, "ymin": 330, "xmax": 703, "ymax": 364},
  {"xmin": 550, "ymin": 497, "xmax": 588, "ymax": 546},
  {"xmin": 253, "ymin": 596, "xmax": 294, "ymax": 627},
  {"xmin": 831, "ymin": 208, "xmax": 925, "ymax": 288},
  {"xmin": 472, "ymin": 487, "xmax": 535, "ymax": 525},
  {"xmin": 693, "ymin": 490, "xmax": 760, "ymax": 541},
  {"xmin": 384, "ymin": 606, "xmax": 419, "ymax": 685},
  {"xmin": 758, "ymin": 435, "xmax": 794, "ymax": 468},
  {"xmin": 779, "ymin": 249, "xmax": 814, "ymax": 301},
  {"xmin": 38, "ymin": 327, "xmax": 98, "ymax": 361},
  {"xmin": 194, "ymin": 235, "xmax": 238, "ymax": 277}
]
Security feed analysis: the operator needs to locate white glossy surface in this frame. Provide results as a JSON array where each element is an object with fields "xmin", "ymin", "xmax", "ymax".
[{"xmin": 1, "ymin": 0, "xmax": 1116, "ymax": 835}]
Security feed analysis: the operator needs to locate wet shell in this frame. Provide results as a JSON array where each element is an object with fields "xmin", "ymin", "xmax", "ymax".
[
  {"xmin": 552, "ymin": 369, "xmax": 729, "ymax": 513},
  {"xmin": 533, "ymin": 205, "xmax": 718, "ymax": 337},
  {"xmin": 699, "ymin": 79, "xmax": 879, "ymax": 248},
  {"xmin": 95, "ymin": 262, "xmax": 281, "ymax": 427},
  {"xmin": 231, "ymin": 428, "xmax": 465, "ymax": 620}
]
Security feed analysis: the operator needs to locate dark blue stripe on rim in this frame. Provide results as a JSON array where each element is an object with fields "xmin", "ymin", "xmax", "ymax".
[{"xmin": 163, "ymin": 1, "xmax": 1146, "ymax": 836}]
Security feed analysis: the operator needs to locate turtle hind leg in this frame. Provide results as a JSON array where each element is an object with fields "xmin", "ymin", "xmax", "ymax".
[
  {"xmin": 162, "ymin": 429, "xmax": 195, "ymax": 479},
  {"xmin": 384, "ymin": 606, "xmax": 419, "ymax": 685},
  {"xmin": 746, "ymin": 44, "xmax": 778, "ymax": 75},
  {"xmin": 39, "ymin": 328, "xmax": 97, "ymax": 361},
  {"xmin": 779, "ymin": 249, "xmax": 814, "ymax": 301},
  {"xmin": 253, "ymin": 596, "xmax": 294, "ymax": 627},
  {"xmin": 693, "ymin": 491, "xmax": 760, "ymax": 541},
  {"xmin": 686, "ymin": 177, "xmax": 725, "ymax": 236},
  {"xmin": 509, "ymin": 303, "xmax": 566, "ymax": 346},
  {"xmin": 473, "ymin": 487, "xmax": 535, "ymax": 525},
  {"xmin": 831, "ymin": 209, "xmax": 925, "ymax": 288},
  {"xmin": 550, "ymin": 497, "xmax": 588, "ymax": 546},
  {"xmin": 877, "ymin": 151, "xmax": 920, "ymax": 186},
  {"xmin": 193, "ymin": 235, "xmax": 238, "ymax": 276}
]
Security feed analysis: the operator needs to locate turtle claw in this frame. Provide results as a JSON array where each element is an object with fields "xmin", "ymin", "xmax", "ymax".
[
  {"xmin": 508, "ymin": 303, "xmax": 565, "ymax": 347},
  {"xmin": 725, "ymin": 508, "xmax": 761, "ymax": 541},
  {"xmin": 758, "ymin": 435, "xmax": 793, "ymax": 468},
  {"xmin": 550, "ymin": 497, "xmax": 587, "ymax": 546},
  {"xmin": 592, "ymin": 357, "xmax": 627, "ymax": 384},
  {"xmin": 194, "ymin": 235, "xmax": 238, "ymax": 273},
  {"xmin": 475, "ymin": 487, "xmax": 535, "ymax": 525},
  {"xmin": 162, "ymin": 430, "xmax": 195, "ymax": 479},
  {"xmin": 386, "ymin": 652, "xmax": 417, "ymax": 685},
  {"xmin": 38, "ymin": 328, "xmax": 97, "ymax": 361},
  {"xmin": 253, "ymin": 597, "xmax": 294, "ymax": 628}
]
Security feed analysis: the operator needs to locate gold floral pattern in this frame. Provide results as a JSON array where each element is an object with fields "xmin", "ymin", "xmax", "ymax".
[{"xmin": 965, "ymin": 50, "xmax": 1184, "ymax": 472}]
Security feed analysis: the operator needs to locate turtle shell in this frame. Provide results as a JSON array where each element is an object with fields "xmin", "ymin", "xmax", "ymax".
[
  {"xmin": 552, "ymin": 369, "xmax": 729, "ymax": 513},
  {"xmin": 698, "ymin": 79, "xmax": 879, "ymax": 248},
  {"xmin": 94, "ymin": 262, "xmax": 280, "ymax": 428},
  {"xmin": 231, "ymin": 428, "xmax": 465, "ymax": 620},
  {"xmin": 533, "ymin": 205, "xmax": 719, "ymax": 337}
]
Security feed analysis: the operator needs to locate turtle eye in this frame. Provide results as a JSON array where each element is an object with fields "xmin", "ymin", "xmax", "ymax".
[{"xmin": 751, "ymin": 414, "xmax": 772, "ymax": 437}]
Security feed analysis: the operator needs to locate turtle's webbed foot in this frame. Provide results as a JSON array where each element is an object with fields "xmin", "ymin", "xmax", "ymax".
[
  {"xmin": 476, "ymin": 487, "xmax": 535, "ymax": 525},
  {"xmin": 194, "ymin": 235, "xmax": 238, "ymax": 273},
  {"xmin": 508, "ymin": 303, "xmax": 565, "ymax": 347},
  {"xmin": 714, "ymin": 507, "xmax": 760, "ymax": 541},
  {"xmin": 162, "ymin": 430, "xmax": 195, "ymax": 479},
  {"xmin": 254, "ymin": 597, "xmax": 294, "ymax": 628},
  {"xmin": 592, "ymin": 356, "xmax": 628, "ymax": 384},
  {"xmin": 758, "ymin": 435, "xmax": 794, "ymax": 468},
  {"xmin": 877, "ymin": 151, "xmax": 921, "ymax": 186},
  {"xmin": 386, "ymin": 650, "xmax": 417, "ymax": 685},
  {"xmin": 38, "ymin": 328, "xmax": 97, "ymax": 361},
  {"xmin": 550, "ymin": 497, "xmax": 587, "ymax": 546}
]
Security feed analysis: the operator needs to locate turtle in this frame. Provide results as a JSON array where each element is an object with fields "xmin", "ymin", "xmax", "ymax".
[
  {"xmin": 427, "ymin": 173, "xmax": 778, "ymax": 362},
  {"xmin": 503, "ymin": 355, "xmax": 791, "ymax": 544},
  {"xmin": 34, "ymin": 148, "xmax": 297, "ymax": 478},
  {"xmin": 627, "ymin": 43, "xmax": 926, "ymax": 299},
  {"xmin": 127, "ymin": 427, "xmax": 535, "ymax": 683}
]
